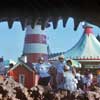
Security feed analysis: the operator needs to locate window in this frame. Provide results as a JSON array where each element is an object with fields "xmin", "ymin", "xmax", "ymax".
[{"xmin": 19, "ymin": 74, "xmax": 25, "ymax": 85}]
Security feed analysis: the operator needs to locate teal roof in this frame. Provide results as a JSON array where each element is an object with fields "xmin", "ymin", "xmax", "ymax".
[{"xmin": 64, "ymin": 29, "xmax": 100, "ymax": 59}]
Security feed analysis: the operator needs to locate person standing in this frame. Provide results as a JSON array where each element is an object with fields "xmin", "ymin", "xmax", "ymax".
[
  {"xmin": 34, "ymin": 57, "xmax": 52, "ymax": 86},
  {"xmin": 75, "ymin": 70, "xmax": 83, "ymax": 89},
  {"xmin": 66, "ymin": 59, "xmax": 76, "ymax": 76},
  {"xmin": 63, "ymin": 65, "xmax": 78, "ymax": 92},
  {"xmin": 97, "ymin": 69, "xmax": 100, "ymax": 87},
  {"xmin": 88, "ymin": 69, "xmax": 93, "ymax": 86},
  {"xmin": 63, "ymin": 59, "xmax": 78, "ymax": 92},
  {"xmin": 55, "ymin": 55, "xmax": 65, "ymax": 89},
  {"xmin": 82, "ymin": 69, "xmax": 93, "ymax": 91}
]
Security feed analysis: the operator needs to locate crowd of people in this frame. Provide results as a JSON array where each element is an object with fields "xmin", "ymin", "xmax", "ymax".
[
  {"xmin": 34, "ymin": 55, "xmax": 97, "ymax": 92},
  {"xmin": 32, "ymin": 55, "xmax": 100, "ymax": 99},
  {"xmin": 0, "ymin": 55, "xmax": 100, "ymax": 99}
]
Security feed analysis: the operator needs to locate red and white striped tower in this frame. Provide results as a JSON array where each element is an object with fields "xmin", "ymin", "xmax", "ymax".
[{"xmin": 23, "ymin": 25, "xmax": 48, "ymax": 63}]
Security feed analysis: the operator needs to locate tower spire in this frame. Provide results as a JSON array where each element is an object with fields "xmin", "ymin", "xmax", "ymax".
[{"xmin": 83, "ymin": 22, "xmax": 93, "ymax": 35}]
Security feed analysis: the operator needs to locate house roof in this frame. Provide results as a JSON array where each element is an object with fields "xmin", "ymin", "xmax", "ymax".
[{"xmin": 8, "ymin": 59, "xmax": 34, "ymax": 72}]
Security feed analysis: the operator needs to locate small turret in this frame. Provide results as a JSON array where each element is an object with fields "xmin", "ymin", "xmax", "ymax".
[{"xmin": 83, "ymin": 22, "xmax": 93, "ymax": 35}]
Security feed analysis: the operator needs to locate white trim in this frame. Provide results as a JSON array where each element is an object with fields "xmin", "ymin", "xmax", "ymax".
[
  {"xmin": 84, "ymin": 64, "xmax": 100, "ymax": 69},
  {"xmin": 8, "ymin": 61, "xmax": 33, "ymax": 72},
  {"xmin": 77, "ymin": 59, "xmax": 100, "ymax": 62},
  {"xmin": 23, "ymin": 43, "xmax": 47, "ymax": 54}
]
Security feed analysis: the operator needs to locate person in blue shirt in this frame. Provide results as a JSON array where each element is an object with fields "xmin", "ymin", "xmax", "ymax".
[
  {"xmin": 55, "ymin": 55, "xmax": 65, "ymax": 89},
  {"xmin": 34, "ymin": 57, "xmax": 52, "ymax": 86}
]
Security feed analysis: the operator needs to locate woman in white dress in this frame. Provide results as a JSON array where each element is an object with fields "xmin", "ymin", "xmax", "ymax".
[{"xmin": 63, "ymin": 60, "xmax": 78, "ymax": 93}]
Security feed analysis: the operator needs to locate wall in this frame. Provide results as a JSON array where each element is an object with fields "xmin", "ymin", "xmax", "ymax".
[{"xmin": 10, "ymin": 64, "xmax": 35, "ymax": 88}]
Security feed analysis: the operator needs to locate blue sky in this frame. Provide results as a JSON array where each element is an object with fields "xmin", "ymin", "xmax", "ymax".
[{"xmin": 0, "ymin": 17, "xmax": 100, "ymax": 62}]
